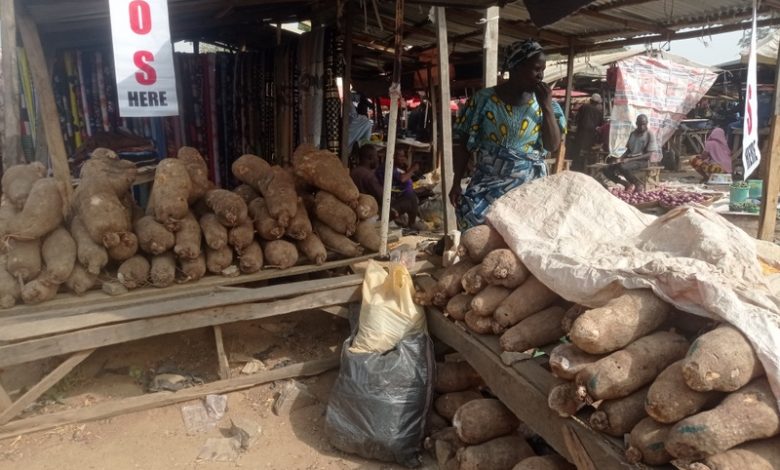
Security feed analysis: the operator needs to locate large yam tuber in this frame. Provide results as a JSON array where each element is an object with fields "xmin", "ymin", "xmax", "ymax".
[
  {"xmin": 461, "ymin": 264, "xmax": 488, "ymax": 295},
  {"xmin": 73, "ymin": 183, "xmax": 131, "ymax": 248},
  {"xmin": 457, "ymin": 435, "xmax": 535, "ymax": 470},
  {"xmin": 513, "ymin": 455, "xmax": 575, "ymax": 470},
  {"xmin": 199, "ymin": 213, "xmax": 228, "ymax": 250},
  {"xmin": 21, "ymin": 274, "xmax": 60, "ymax": 304},
  {"xmin": 589, "ymin": 386, "xmax": 649, "ymax": 437},
  {"xmin": 314, "ymin": 191, "xmax": 357, "ymax": 236},
  {"xmin": 117, "ymin": 255, "xmax": 151, "ymax": 289},
  {"xmin": 353, "ymin": 220, "xmax": 381, "ymax": 252},
  {"xmin": 4, "ymin": 178, "xmax": 64, "ymax": 240},
  {"xmin": 174, "ymin": 213, "xmax": 202, "ymax": 260},
  {"xmin": 479, "ymin": 249, "xmax": 529, "ymax": 288},
  {"xmin": 238, "ymin": 241, "xmax": 263, "ymax": 273},
  {"xmin": 292, "ymin": 146, "xmax": 359, "ymax": 206},
  {"xmin": 453, "ymin": 398, "xmax": 520, "ymax": 445},
  {"xmin": 646, "ymin": 360, "xmax": 723, "ymax": 424},
  {"xmin": 232, "ymin": 154, "xmax": 271, "ymax": 187},
  {"xmin": 233, "ymin": 184, "xmax": 259, "ymax": 204},
  {"xmin": 176, "ymin": 146, "xmax": 210, "ymax": 202},
  {"xmin": 0, "ymin": 200, "xmax": 18, "ymax": 231},
  {"xmin": 228, "ymin": 219, "xmax": 255, "ymax": 251},
  {"xmin": 700, "ymin": 437, "xmax": 780, "ymax": 470},
  {"xmin": 206, "ymin": 245, "xmax": 234, "ymax": 274},
  {"xmin": 471, "ymin": 285, "xmax": 511, "ymax": 317},
  {"xmin": 499, "ymin": 306, "xmax": 566, "ymax": 352},
  {"xmin": 0, "ymin": 256, "xmax": 20, "ymax": 308},
  {"xmin": 6, "ymin": 239, "xmax": 42, "ymax": 282},
  {"xmin": 569, "ymin": 289, "xmax": 671, "ymax": 355},
  {"xmin": 150, "ymin": 253, "xmax": 176, "ymax": 288},
  {"xmin": 41, "ymin": 227, "xmax": 76, "ymax": 284},
  {"xmin": 149, "ymin": 158, "xmax": 191, "ymax": 226},
  {"xmin": 458, "ymin": 225, "xmax": 508, "ymax": 263},
  {"xmin": 446, "ymin": 293, "xmax": 473, "ymax": 321},
  {"xmin": 106, "ymin": 232, "xmax": 138, "ymax": 261},
  {"xmin": 297, "ymin": 233, "xmax": 327, "ymax": 265},
  {"xmin": 432, "ymin": 427, "xmax": 464, "ymax": 470},
  {"xmin": 70, "ymin": 216, "xmax": 108, "ymax": 274},
  {"xmin": 465, "ymin": 310, "xmax": 506, "ymax": 335},
  {"xmin": 285, "ymin": 199, "xmax": 313, "ymax": 241},
  {"xmin": 435, "ymin": 361, "xmax": 482, "ymax": 393},
  {"xmin": 681, "ymin": 325, "xmax": 764, "ymax": 392},
  {"xmin": 263, "ymin": 240, "xmax": 298, "ymax": 269},
  {"xmin": 2, "ymin": 161, "xmax": 46, "ymax": 209},
  {"xmin": 205, "ymin": 189, "xmax": 248, "ymax": 227},
  {"xmin": 547, "ymin": 382, "xmax": 584, "ymax": 418},
  {"xmin": 435, "ymin": 391, "xmax": 483, "ymax": 421},
  {"xmin": 80, "ymin": 149, "xmax": 137, "ymax": 195},
  {"xmin": 248, "ymin": 198, "xmax": 284, "ymax": 241},
  {"xmin": 494, "ymin": 277, "xmax": 558, "ymax": 328},
  {"xmin": 625, "ymin": 417, "xmax": 673, "ymax": 465},
  {"xmin": 313, "ymin": 221, "xmax": 363, "ymax": 258},
  {"xmin": 665, "ymin": 379, "xmax": 780, "ymax": 460},
  {"xmin": 356, "ymin": 193, "xmax": 378, "ymax": 220},
  {"xmin": 256, "ymin": 167, "xmax": 298, "ymax": 228},
  {"xmin": 549, "ymin": 343, "xmax": 603, "ymax": 380},
  {"xmin": 413, "ymin": 275, "xmax": 439, "ymax": 307},
  {"xmin": 575, "ymin": 331, "xmax": 689, "ymax": 402},
  {"xmin": 561, "ymin": 304, "xmax": 586, "ymax": 334},
  {"xmin": 65, "ymin": 264, "xmax": 97, "ymax": 295},
  {"xmin": 179, "ymin": 253, "xmax": 206, "ymax": 283},
  {"xmin": 134, "ymin": 216, "xmax": 175, "ymax": 256},
  {"xmin": 433, "ymin": 259, "xmax": 475, "ymax": 306}
]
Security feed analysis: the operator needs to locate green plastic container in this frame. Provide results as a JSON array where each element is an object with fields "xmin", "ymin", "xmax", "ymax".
[
  {"xmin": 730, "ymin": 186, "xmax": 749, "ymax": 204},
  {"xmin": 748, "ymin": 179, "xmax": 763, "ymax": 199}
]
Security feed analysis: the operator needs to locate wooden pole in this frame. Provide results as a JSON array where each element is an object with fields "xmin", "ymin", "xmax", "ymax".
[
  {"xmin": 379, "ymin": 0, "xmax": 405, "ymax": 256},
  {"xmin": 428, "ymin": 65, "xmax": 439, "ymax": 169},
  {"xmin": 339, "ymin": 2, "xmax": 353, "ymax": 165},
  {"xmin": 1, "ymin": 0, "xmax": 23, "ymax": 169},
  {"xmin": 757, "ymin": 41, "xmax": 780, "ymax": 240},
  {"xmin": 483, "ymin": 5, "xmax": 499, "ymax": 88},
  {"xmin": 555, "ymin": 43, "xmax": 575, "ymax": 174},
  {"xmin": 436, "ymin": 7, "xmax": 458, "ymax": 233},
  {"xmin": 17, "ymin": 7, "xmax": 72, "ymax": 208}
]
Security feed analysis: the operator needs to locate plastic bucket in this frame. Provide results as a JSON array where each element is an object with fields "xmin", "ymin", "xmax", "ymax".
[
  {"xmin": 730, "ymin": 186, "xmax": 750, "ymax": 204},
  {"xmin": 748, "ymin": 179, "xmax": 763, "ymax": 198}
]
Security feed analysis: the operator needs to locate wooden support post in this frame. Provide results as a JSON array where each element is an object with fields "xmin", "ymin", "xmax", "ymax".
[
  {"xmin": 555, "ymin": 43, "xmax": 576, "ymax": 174},
  {"xmin": 483, "ymin": 6, "xmax": 499, "ymax": 88},
  {"xmin": 17, "ymin": 7, "xmax": 73, "ymax": 208},
  {"xmin": 758, "ymin": 41, "xmax": 780, "ymax": 240},
  {"xmin": 428, "ymin": 66, "xmax": 439, "ymax": 169},
  {"xmin": 213, "ymin": 325, "xmax": 230, "ymax": 380},
  {"xmin": 1, "ymin": 0, "xmax": 23, "ymax": 169},
  {"xmin": 340, "ymin": 4, "xmax": 353, "ymax": 165},
  {"xmin": 379, "ymin": 0, "xmax": 405, "ymax": 257},
  {"xmin": 0, "ymin": 385, "xmax": 12, "ymax": 412},
  {"xmin": 0, "ymin": 349, "xmax": 93, "ymax": 426},
  {"xmin": 436, "ymin": 7, "xmax": 458, "ymax": 233}
]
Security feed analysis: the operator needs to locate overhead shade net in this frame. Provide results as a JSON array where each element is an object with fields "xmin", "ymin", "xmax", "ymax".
[{"xmin": 522, "ymin": 0, "xmax": 598, "ymax": 27}]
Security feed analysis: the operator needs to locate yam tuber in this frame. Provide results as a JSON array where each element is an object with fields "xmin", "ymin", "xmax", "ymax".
[
  {"xmin": 149, "ymin": 158, "xmax": 192, "ymax": 226},
  {"xmin": 625, "ymin": 417, "xmax": 673, "ymax": 465},
  {"xmin": 461, "ymin": 264, "xmax": 487, "ymax": 295},
  {"xmin": 297, "ymin": 233, "xmax": 327, "ymax": 266},
  {"xmin": 65, "ymin": 264, "xmax": 97, "ymax": 295},
  {"xmin": 453, "ymin": 398, "xmax": 520, "ymax": 444},
  {"xmin": 248, "ymin": 198, "xmax": 284, "ymax": 240},
  {"xmin": 457, "ymin": 435, "xmax": 535, "ymax": 470},
  {"xmin": 0, "ymin": 199, "xmax": 18, "ymax": 231},
  {"xmin": 199, "ymin": 213, "xmax": 228, "ymax": 250},
  {"xmin": 645, "ymin": 360, "xmax": 723, "ymax": 424},
  {"xmin": 238, "ymin": 241, "xmax": 263, "ymax": 274},
  {"xmin": 470, "ymin": 285, "xmax": 511, "ymax": 317},
  {"xmin": 457, "ymin": 225, "xmax": 508, "ymax": 263},
  {"xmin": 256, "ymin": 166, "xmax": 298, "ymax": 228},
  {"xmin": 206, "ymin": 246, "xmax": 234, "ymax": 274},
  {"xmin": 285, "ymin": 199, "xmax": 312, "ymax": 241},
  {"xmin": 263, "ymin": 240, "xmax": 298, "ymax": 269},
  {"xmin": 205, "ymin": 189, "xmax": 248, "ymax": 228},
  {"xmin": 494, "ymin": 277, "xmax": 558, "ymax": 328},
  {"xmin": 179, "ymin": 253, "xmax": 206, "ymax": 283},
  {"xmin": 292, "ymin": 146, "xmax": 359, "ymax": 206},
  {"xmin": 575, "ymin": 331, "xmax": 689, "ymax": 402},
  {"xmin": 134, "ymin": 215, "xmax": 175, "ymax": 256},
  {"xmin": 465, "ymin": 310, "xmax": 498, "ymax": 335},
  {"xmin": 1, "ymin": 161, "xmax": 46, "ymax": 209},
  {"xmin": 356, "ymin": 193, "xmax": 378, "ymax": 220},
  {"xmin": 435, "ymin": 361, "xmax": 482, "ymax": 393},
  {"xmin": 561, "ymin": 304, "xmax": 586, "ymax": 334},
  {"xmin": 665, "ymin": 379, "xmax": 780, "ymax": 460},
  {"xmin": 500, "ymin": 306, "xmax": 566, "ymax": 352},
  {"xmin": 231, "ymin": 154, "xmax": 271, "ymax": 187},
  {"xmin": 479, "ymin": 249, "xmax": 529, "ymax": 288},
  {"xmin": 150, "ymin": 253, "xmax": 176, "ymax": 288},
  {"xmin": 21, "ymin": 274, "xmax": 60, "ymax": 304},
  {"xmin": 313, "ymin": 221, "xmax": 363, "ymax": 258},
  {"xmin": 353, "ymin": 220, "xmax": 381, "ymax": 252},
  {"xmin": 106, "ymin": 232, "xmax": 138, "ymax": 261},
  {"xmin": 314, "ymin": 191, "xmax": 357, "ymax": 236},
  {"xmin": 228, "ymin": 219, "xmax": 255, "ymax": 251},
  {"xmin": 569, "ymin": 289, "xmax": 671, "ymax": 355},
  {"xmin": 700, "ymin": 437, "xmax": 780, "ymax": 470},
  {"xmin": 512, "ymin": 455, "xmax": 575, "ymax": 470},
  {"xmin": 433, "ymin": 259, "xmax": 476, "ymax": 306},
  {"xmin": 233, "ymin": 184, "xmax": 259, "ymax": 204},
  {"xmin": 547, "ymin": 382, "xmax": 584, "ymax": 418},
  {"xmin": 435, "ymin": 391, "xmax": 483, "ymax": 421},
  {"xmin": 589, "ymin": 386, "xmax": 649, "ymax": 437},
  {"xmin": 6, "ymin": 238, "xmax": 42, "ymax": 282},
  {"xmin": 432, "ymin": 427, "xmax": 464, "ymax": 470},
  {"xmin": 0, "ymin": 256, "xmax": 20, "ymax": 308},
  {"xmin": 80, "ymin": 149, "xmax": 137, "ymax": 195},
  {"xmin": 73, "ymin": 182, "xmax": 131, "ymax": 248},
  {"xmin": 176, "ymin": 146, "xmax": 210, "ymax": 203},
  {"xmin": 446, "ymin": 293, "xmax": 473, "ymax": 321},
  {"xmin": 681, "ymin": 325, "xmax": 764, "ymax": 392},
  {"xmin": 548, "ymin": 343, "xmax": 603, "ymax": 381},
  {"xmin": 41, "ymin": 227, "xmax": 76, "ymax": 284},
  {"xmin": 3, "ymin": 178, "xmax": 64, "ymax": 240},
  {"xmin": 70, "ymin": 216, "xmax": 109, "ymax": 275},
  {"xmin": 174, "ymin": 213, "xmax": 202, "ymax": 260},
  {"xmin": 413, "ymin": 275, "xmax": 439, "ymax": 307},
  {"xmin": 117, "ymin": 255, "xmax": 150, "ymax": 289}
]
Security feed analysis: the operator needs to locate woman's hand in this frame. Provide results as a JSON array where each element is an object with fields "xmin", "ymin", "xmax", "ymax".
[
  {"xmin": 449, "ymin": 185, "xmax": 462, "ymax": 207},
  {"xmin": 534, "ymin": 81, "xmax": 553, "ymax": 108}
]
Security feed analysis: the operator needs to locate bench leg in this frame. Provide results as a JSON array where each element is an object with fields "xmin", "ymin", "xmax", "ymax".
[{"xmin": 213, "ymin": 326, "xmax": 231, "ymax": 380}]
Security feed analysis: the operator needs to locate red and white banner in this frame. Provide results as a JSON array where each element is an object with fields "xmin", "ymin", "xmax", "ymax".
[
  {"xmin": 742, "ymin": 0, "xmax": 762, "ymax": 178},
  {"xmin": 109, "ymin": 0, "xmax": 179, "ymax": 117}
]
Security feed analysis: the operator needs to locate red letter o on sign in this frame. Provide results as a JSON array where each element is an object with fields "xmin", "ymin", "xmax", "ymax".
[{"xmin": 129, "ymin": 0, "xmax": 152, "ymax": 35}]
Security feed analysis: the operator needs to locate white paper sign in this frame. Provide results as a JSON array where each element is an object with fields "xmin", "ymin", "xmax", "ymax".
[
  {"xmin": 742, "ymin": 0, "xmax": 762, "ymax": 178},
  {"xmin": 108, "ymin": 0, "xmax": 179, "ymax": 117}
]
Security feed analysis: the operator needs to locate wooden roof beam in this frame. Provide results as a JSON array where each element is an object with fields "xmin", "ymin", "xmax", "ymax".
[{"xmin": 578, "ymin": 9, "xmax": 674, "ymax": 37}]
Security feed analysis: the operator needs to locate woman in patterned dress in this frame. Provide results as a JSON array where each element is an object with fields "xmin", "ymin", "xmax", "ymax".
[{"xmin": 449, "ymin": 40, "xmax": 566, "ymax": 230}]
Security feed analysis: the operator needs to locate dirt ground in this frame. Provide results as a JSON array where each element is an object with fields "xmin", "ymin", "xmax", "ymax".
[{"xmin": 0, "ymin": 310, "xmax": 436, "ymax": 470}]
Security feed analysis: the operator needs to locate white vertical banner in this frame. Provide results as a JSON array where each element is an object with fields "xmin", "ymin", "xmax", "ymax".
[
  {"xmin": 742, "ymin": 0, "xmax": 761, "ymax": 178},
  {"xmin": 108, "ymin": 0, "xmax": 179, "ymax": 117}
]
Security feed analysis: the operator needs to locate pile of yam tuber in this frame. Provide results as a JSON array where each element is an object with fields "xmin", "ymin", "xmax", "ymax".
[
  {"xmin": 0, "ymin": 145, "xmax": 382, "ymax": 308},
  {"xmin": 416, "ymin": 223, "xmax": 779, "ymax": 468}
]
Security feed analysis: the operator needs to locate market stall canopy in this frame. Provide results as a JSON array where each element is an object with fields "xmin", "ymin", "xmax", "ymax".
[
  {"xmin": 741, "ymin": 29, "xmax": 780, "ymax": 65},
  {"xmin": 543, "ymin": 48, "xmax": 642, "ymax": 84}
]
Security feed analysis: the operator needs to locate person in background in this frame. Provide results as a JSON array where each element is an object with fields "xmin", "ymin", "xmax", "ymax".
[
  {"xmin": 350, "ymin": 144, "xmax": 384, "ymax": 208},
  {"xmin": 377, "ymin": 149, "xmax": 421, "ymax": 228},
  {"xmin": 602, "ymin": 114, "xmax": 659, "ymax": 192},
  {"xmin": 571, "ymin": 93, "xmax": 604, "ymax": 171},
  {"xmin": 449, "ymin": 39, "xmax": 566, "ymax": 230},
  {"xmin": 690, "ymin": 127, "xmax": 731, "ymax": 181}
]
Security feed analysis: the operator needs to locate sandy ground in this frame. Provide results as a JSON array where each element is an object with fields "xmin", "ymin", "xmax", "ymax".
[{"xmin": 0, "ymin": 310, "xmax": 436, "ymax": 470}]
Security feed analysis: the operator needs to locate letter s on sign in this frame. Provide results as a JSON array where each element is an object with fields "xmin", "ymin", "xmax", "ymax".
[
  {"xmin": 129, "ymin": 0, "xmax": 152, "ymax": 35},
  {"xmin": 134, "ymin": 51, "xmax": 157, "ymax": 85}
]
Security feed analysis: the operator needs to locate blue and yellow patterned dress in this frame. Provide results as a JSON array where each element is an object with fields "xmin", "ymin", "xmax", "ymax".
[{"xmin": 454, "ymin": 87, "xmax": 566, "ymax": 229}]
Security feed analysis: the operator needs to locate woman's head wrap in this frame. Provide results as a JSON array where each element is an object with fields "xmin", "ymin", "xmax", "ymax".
[{"xmin": 504, "ymin": 39, "xmax": 544, "ymax": 71}]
